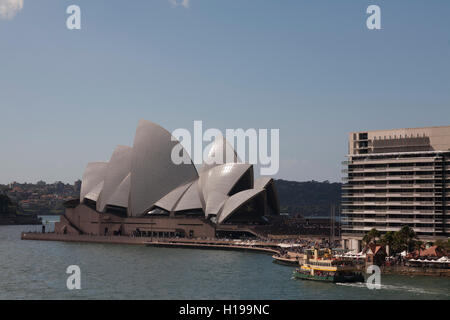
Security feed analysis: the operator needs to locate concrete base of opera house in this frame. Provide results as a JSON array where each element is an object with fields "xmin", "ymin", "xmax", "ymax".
[{"xmin": 55, "ymin": 203, "xmax": 264, "ymax": 240}]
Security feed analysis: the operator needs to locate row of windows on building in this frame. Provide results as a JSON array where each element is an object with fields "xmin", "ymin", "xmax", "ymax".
[
  {"xmin": 343, "ymin": 197, "xmax": 449, "ymax": 201},
  {"xmin": 351, "ymin": 153, "xmax": 449, "ymax": 161},
  {"xmin": 355, "ymin": 132, "xmax": 433, "ymax": 140},
  {"xmin": 345, "ymin": 222, "xmax": 438, "ymax": 227},
  {"xmin": 343, "ymin": 229, "xmax": 438, "ymax": 236},
  {"xmin": 344, "ymin": 188, "xmax": 449, "ymax": 193},
  {"xmin": 342, "ymin": 205, "xmax": 449, "ymax": 210},
  {"xmin": 343, "ymin": 214, "xmax": 444, "ymax": 219},
  {"xmin": 349, "ymin": 162, "xmax": 450, "ymax": 169},
  {"xmin": 346, "ymin": 180, "xmax": 447, "ymax": 185},
  {"xmin": 349, "ymin": 171, "xmax": 449, "ymax": 178}
]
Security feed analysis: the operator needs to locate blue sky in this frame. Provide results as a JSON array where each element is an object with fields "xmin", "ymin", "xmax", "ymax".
[{"xmin": 0, "ymin": 0, "xmax": 449, "ymax": 184}]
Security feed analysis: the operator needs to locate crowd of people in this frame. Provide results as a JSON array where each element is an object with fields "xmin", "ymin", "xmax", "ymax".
[{"xmin": 252, "ymin": 216, "xmax": 340, "ymax": 237}]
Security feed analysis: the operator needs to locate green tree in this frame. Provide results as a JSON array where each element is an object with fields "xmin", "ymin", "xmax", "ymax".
[
  {"xmin": 395, "ymin": 226, "xmax": 418, "ymax": 253},
  {"xmin": 381, "ymin": 231, "xmax": 395, "ymax": 255},
  {"xmin": 363, "ymin": 228, "xmax": 380, "ymax": 246}
]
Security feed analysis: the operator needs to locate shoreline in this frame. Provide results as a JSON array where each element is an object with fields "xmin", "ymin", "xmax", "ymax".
[
  {"xmin": 144, "ymin": 240, "xmax": 278, "ymax": 254},
  {"xmin": 21, "ymin": 232, "xmax": 450, "ymax": 278},
  {"xmin": 21, "ymin": 232, "xmax": 279, "ymax": 254}
]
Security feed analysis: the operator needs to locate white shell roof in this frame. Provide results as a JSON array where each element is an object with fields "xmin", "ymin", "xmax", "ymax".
[
  {"xmin": 106, "ymin": 173, "xmax": 130, "ymax": 209},
  {"xmin": 84, "ymin": 181, "xmax": 104, "ymax": 203},
  {"xmin": 173, "ymin": 180, "xmax": 202, "ymax": 212},
  {"xmin": 80, "ymin": 162, "xmax": 108, "ymax": 203},
  {"xmin": 97, "ymin": 145, "xmax": 132, "ymax": 212},
  {"xmin": 154, "ymin": 181, "xmax": 193, "ymax": 212},
  {"xmin": 77, "ymin": 120, "xmax": 279, "ymax": 222},
  {"xmin": 218, "ymin": 189, "xmax": 266, "ymax": 224},
  {"xmin": 201, "ymin": 134, "xmax": 240, "ymax": 172},
  {"xmin": 198, "ymin": 163, "xmax": 252, "ymax": 216},
  {"xmin": 129, "ymin": 119, "xmax": 198, "ymax": 216},
  {"xmin": 204, "ymin": 191, "xmax": 229, "ymax": 217},
  {"xmin": 254, "ymin": 176, "xmax": 272, "ymax": 189}
]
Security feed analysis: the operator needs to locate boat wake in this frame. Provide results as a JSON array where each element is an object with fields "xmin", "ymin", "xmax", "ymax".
[{"xmin": 335, "ymin": 282, "xmax": 449, "ymax": 296}]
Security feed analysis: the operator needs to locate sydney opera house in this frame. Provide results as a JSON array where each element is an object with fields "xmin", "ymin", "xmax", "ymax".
[{"xmin": 55, "ymin": 120, "xmax": 279, "ymax": 239}]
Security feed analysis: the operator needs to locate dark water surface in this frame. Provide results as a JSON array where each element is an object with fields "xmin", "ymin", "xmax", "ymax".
[{"xmin": 1, "ymin": 221, "xmax": 449, "ymax": 300}]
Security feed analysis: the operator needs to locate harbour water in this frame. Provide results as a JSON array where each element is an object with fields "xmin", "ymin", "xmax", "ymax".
[{"xmin": 0, "ymin": 218, "xmax": 449, "ymax": 300}]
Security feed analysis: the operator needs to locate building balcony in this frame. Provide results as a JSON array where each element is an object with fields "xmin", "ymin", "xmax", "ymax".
[
  {"xmin": 415, "ymin": 166, "xmax": 435, "ymax": 170},
  {"xmin": 414, "ymin": 175, "xmax": 435, "ymax": 179},
  {"xmin": 342, "ymin": 209, "xmax": 436, "ymax": 214},
  {"xmin": 412, "ymin": 227, "xmax": 435, "ymax": 232},
  {"xmin": 413, "ymin": 219, "xmax": 435, "ymax": 223},
  {"xmin": 344, "ymin": 166, "xmax": 441, "ymax": 173}
]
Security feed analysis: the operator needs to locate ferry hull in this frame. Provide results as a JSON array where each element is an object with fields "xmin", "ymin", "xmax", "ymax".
[{"xmin": 293, "ymin": 270, "xmax": 364, "ymax": 283}]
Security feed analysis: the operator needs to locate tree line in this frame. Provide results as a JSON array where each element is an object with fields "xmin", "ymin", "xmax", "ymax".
[{"xmin": 362, "ymin": 226, "xmax": 450, "ymax": 255}]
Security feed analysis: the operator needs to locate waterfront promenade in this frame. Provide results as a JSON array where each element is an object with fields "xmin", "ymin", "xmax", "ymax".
[
  {"xmin": 21, "ymin": 232, "xmax": 280, "ymax": 254},
  {"xmin": 21, "ymin": 232, "xmax": 450, "ymax": 277}
]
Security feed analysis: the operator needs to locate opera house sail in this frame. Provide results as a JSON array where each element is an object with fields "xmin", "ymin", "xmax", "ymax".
[{"xmin": 55, "ymin": 120, "xmax": 280, "ymax": 239}]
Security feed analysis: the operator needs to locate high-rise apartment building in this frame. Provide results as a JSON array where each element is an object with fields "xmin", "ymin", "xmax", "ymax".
[{"xmin": 341, "ymin": 126, "xmax": 450, "ymax": 251}]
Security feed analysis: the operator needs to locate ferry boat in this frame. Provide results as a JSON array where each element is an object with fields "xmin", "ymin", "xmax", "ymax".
[{"xmin": 293, "ymin": 248, "xmax": 364, "ymax": 283}]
